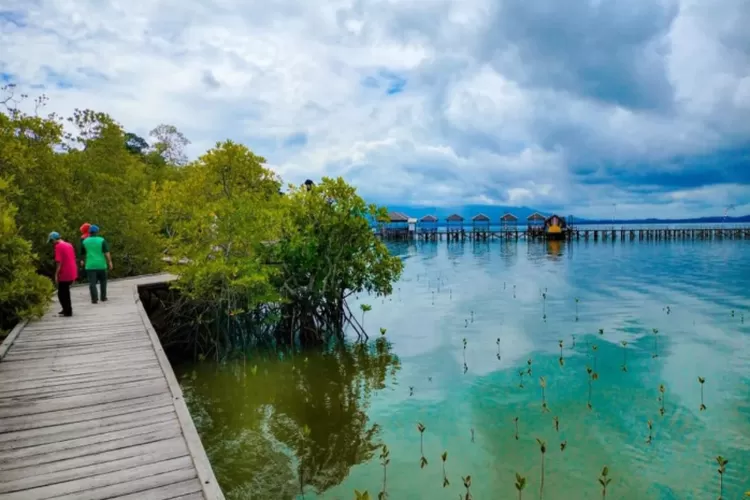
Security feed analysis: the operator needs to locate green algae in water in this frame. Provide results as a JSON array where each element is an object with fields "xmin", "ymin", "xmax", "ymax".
[{"xmin": 176, "ymin": 239, "xmax": 750, "ymax": 499}]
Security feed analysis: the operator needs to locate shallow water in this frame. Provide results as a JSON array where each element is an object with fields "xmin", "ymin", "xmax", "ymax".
[{"xmin": 176, "ymin": 239, "xmax": 750, "ymax": 499}]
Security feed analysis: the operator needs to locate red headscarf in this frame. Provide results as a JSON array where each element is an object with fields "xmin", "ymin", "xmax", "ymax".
[{"xmin": 80, "ymin": 222, "xmax": 91, "ymax": 240}]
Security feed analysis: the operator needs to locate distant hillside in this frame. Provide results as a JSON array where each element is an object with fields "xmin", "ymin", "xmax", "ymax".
[{"xmin": 379, "ymin": 204, "xmax": 749, "ymax": 224}]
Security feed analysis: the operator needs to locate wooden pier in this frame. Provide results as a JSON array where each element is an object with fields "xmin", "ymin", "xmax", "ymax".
[
  {"xmin": 386, "ymin": 226, "xmax": 750, "ymax": 242},
  {"xmin": 0, "ymin": 275, "xmax": 224, "ymax": 500}
]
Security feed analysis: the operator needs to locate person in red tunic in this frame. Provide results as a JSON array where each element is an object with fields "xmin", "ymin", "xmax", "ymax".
[{"xmin": 48, "ymin": 231, "xmax": 78, "ymax": 317}]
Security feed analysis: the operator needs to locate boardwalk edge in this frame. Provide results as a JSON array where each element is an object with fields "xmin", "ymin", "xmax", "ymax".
[
  {"xmin": 0, "ymin": 319, "xmax": 29, "ymax": 361},
  {"xmin": 132, "ymin": 281, "xmax": 226, "ymax": 500}
]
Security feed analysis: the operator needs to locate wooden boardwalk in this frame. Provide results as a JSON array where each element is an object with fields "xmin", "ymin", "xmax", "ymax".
[{"xmin": 0, "ymin": 275, "xmax": 224, "ymax": 500}]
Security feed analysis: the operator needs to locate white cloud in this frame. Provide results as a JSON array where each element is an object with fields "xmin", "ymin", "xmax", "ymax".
[{"xmin": 1, "ymin": 0, "xmax": 749, "ymax": 217}]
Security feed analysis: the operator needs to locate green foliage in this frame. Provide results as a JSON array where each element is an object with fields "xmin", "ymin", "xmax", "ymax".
[{"xmin": 0, "ymin": 177, "xmax": 54, "ymax": 332}]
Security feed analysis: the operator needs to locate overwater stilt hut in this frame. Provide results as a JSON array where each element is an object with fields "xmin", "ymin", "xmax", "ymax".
[
  {"xmin": 446, "ymin": 213, "xmax": 465, "ymax": 240},
  {"xmin": 384, "ymin": 211, "xmax": 410, "ymax": 240},
  {"xmin": 544, "ymin": 214, "xmax": 567, "ymax": 240},
  {"xmin": 501, "ymin": 213, "xmax": 518, "ymax": 233},
  {"xmin": 418, "ymin": 215, "xmax": 438, "ymax": 240},
  {"xmin": 472, "ymin": 213, "xmax": 490, "ymax": 239},
  {"xmin": 527, "ymin": 212, "xmax": 546, "ymax": 238}
]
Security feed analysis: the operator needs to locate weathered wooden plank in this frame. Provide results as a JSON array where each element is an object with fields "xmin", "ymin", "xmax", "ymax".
[
  {"xmin": 0, "ymin": 348, "xmax": 157, "ymax": 368},
  {"xmin": 0, "ymin": 375, "xmax": 166, "ymax": 403},
  {"xmin": 8, "ymin": 339, "xmax": 151, "ymax": 355},
  {"xmin": 0, "ymin": 381, "xmax": 168, "ymax": 418},
  {"xmin": 0, "ymin": 360, "xmax": 160, "ymax": 384},
  {"xmin": 110, "ymin": 479, "xmax": 203, "ymax": 500},
  {"xmin": 0, "ymin": 437, "xmax": 188, "ymax": 481},
  {"xmin": 0, "ymin": 424, "xmax": 182, "ymax": 469},
  {"xmin": 0, "ymin": 394, "xmax": 169, "ymax": 433},
  {"xmin": 0, "ymin": 406, "xmax": 176, "ymax": 447},
  {"xmin": 0, "ymin": 456, "xmax": 195, "ymax": 500},
  {"xmin": 0, "ymin": 320, "xmax": 28, "ymax": 361},
  {"xmin": 0, "ymin": 439, "xmax": 189, "ymax": 493},
  {"xmin": 0, "ymin": 368, "xmax": 163, "ymax": 396}
]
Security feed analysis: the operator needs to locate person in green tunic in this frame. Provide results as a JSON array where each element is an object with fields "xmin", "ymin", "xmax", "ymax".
[{"xmin": 80, "ymin": 224, "xmax": 113, "ymax": 303}]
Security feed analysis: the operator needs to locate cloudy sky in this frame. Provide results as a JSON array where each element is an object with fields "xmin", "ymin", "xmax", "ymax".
[{"xmin": 1, "ymin": 0, "xmax": 749, "ymax": 218}]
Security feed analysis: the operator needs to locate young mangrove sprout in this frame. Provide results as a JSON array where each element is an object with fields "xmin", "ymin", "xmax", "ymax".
[
  {"xmin": 598, "ymin": 466, "xmax": 612, "ymax": 499},
  {"xmin": 354, "ymin": 490, "xmax": 371, "ymax": 500},
  {"xmin": 620, "ymin": 341, "xmax": 628, "ymax": 372},
  {"xmin": 527, "ymin": 358, "xmax": 533, "ymax": 376},
  {"xmin": 360, "ymin": 304, "xmax": 372, "ymax": 327},
  {"xmin": 553, "ymin": 416, "xmax": 559, "ymax": 432},
  {"xmin": 646, "ymin": 420, "xmax": 653, "ymax": 445},
  {"xmin": 698, "ymin": 377, "xmax": 706, "ymax": 411},
  {"xmin": 540, "ymin": 377, "xmax": 550, "ymax": 412},
  {"xmin": 465, "ymin": 319, "xmax": 468, "ymax": 328},
  {"xmin": 537, "ymin": 438, "xmax": 547, "ymax": 499},
  {"xmin": 515, "ymin": 473, "xmax": 528, "ymax": 500},
  {"xmin": 731, "ymin": 309, "xmax": 735, "ymax": 317},
  {"xmin": 716, "ymin": 455, "xmax": 728, "ymax": 500},
  {"xmin": 592, "ymin": 344, "xmax": 599, "ymax": 372},
  {"xmin": 417, "ymin": 423, "xmax": 428, "ymax": 468},
  {"xmin": 462, "ymin": 476, "xmax": 472, "ymax": 500},
  {"xmin": 658, "ymin": 384, "xmax": 666, "ymax": 416},
  {"xmin": 560, "ymin": 440, "xmax": 567, "ymax": 452},
  {"xmin": 409, "ymin": 386, "xmax": 414, "ymax": 397},
  {"xmin": 497, "ymin": 338, "xmax": 501, "ymax": 360},
  {"xmin": 379, "ymin": 445, "xmax": 390, "ymax": 500},
  {"xmin": 572, "ymin": 334, "xmax": 577, "ymax": 347},
  {"xmin": 471, "ymin": 310, "xmax": 474, "ymax": 323},
  {"xmin": 513, "ymin": 284, "xmax": 517, "ymax": 299},
  {"xmin": 441, "ymin": 451, "xmax": 449, "ymax": 488},
  {"xmin": 575, "ymin": 297, "xmax": 579, "ymax": 321},
  {"xmin": 514, "ymin": 416, "xmax": 520, "ymax": 440},
  {"xmin": 542, "ymin": 292, "xmax": 547, "ymax": 320},
  {"xmin": 586, "ymin": 366, "xmax": 596, "ymax": 410},
  {"xmin": 598, "ymin": 328, "xmax": 604, "ymax": 336},
  {"xmin": 380, "ymin": 327, "xmax": 387, "ymax": 336},
  {"xmin": 558, "ymin": 340, "xmax": 564, "ymax": 367},
  {"xmin": 652, "ymin": 328, "xmax": 659, "ymax": 358},
  {"xmin": 519, "ymin": 370, "xmax": 525, "ymax": 389}
]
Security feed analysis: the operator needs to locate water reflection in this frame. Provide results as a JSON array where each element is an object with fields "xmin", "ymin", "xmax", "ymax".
[{"xmin": 177, "ymin": 339, "xmax": 401, "ymax": 499}]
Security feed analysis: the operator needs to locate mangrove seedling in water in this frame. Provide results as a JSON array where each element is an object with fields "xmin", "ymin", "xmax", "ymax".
[
  {"xmin": 560, "ymin": 440, "xmax": 567, "ymax": 452},
  {"xmin": 513, "ymin": 284, "xmax": 517, "ymax": 298},
  {"xmin": 716, "ymin": 455, "xmax": 728, "ymax": 500},
  {"xmin": 379, "ymin": 445, "xmax": 390, "ymax": 499},
  {"xmin": 553, "ymin": 416, "xmax": 559, "ymax": 432},
  {"xmin": 354, "ymin": 490, "xmax": 371, "ymax": 500},
  {"xmin": 542, "ymin": 292, "xmax": 547, "ymax": 320},
  {"xmin": 658, "ymin": 384, "xmax": 666, "ymax": 416},
  {"xmin": 575, "ymin": 297, "xmax": 579, "ymax": 321},
  {"xmin": 586, "ymin": 366, "xmax": 596, "ymax": 410},
  {"xmin": 598, "ymin": 328, "xmax": 604, "ymax": 336},
  {"xmin": 417, "ymin": 423, "xmax": 428, "ymax": 468},
  {"xmin": 558, "ymin": 340, "xmax": 564, "ymax": 367},
  {"xmin": 698, "ymin": 377, "xmax": 706, "ymax": 411},
  {"xmin": 620, "ymin": 341, "xmax": 628, "ymax": 372},
  {"xmin": 360, "ymin": 304, "xmax": 372, "ymax": 327},
  {"xmin": 652, "ymin": 328, "xmax": 659, "ymax": 358},
  {"xmin": 462, "ymin": 475, "xmax": 472, "ymax": 500},
  {"xmin": 441, "ymin": 451, "xmax": 450, "ymax": 488},
  {"xmin": 471, "ymin": 310, "xmax": 474, "ymax": 323},
  {"xmin": 540, "ymin": 377, "xmax": 550, "ymax": 412},
  {"xmin": 591, "ymin": 344, "xmax": 599, "ymax": 372},
  {"xmin": 409, "ymin": 386, "xmax": 414, "ymax": 396},
  {"xmin": 514, "ymin": 416, "xmax": 520, "ymax": 440},
  {"xmin": 515, "ymin": 473, "xmax": 527, "ymax": 500},
  {"xmin": 519, "ymin": 370, "xmax": 525, "ymax": 389},
  {"xmin": 497, "ymin": 338, "xmax": 501, "ymax": 360},
  {"xmin": 537, "ymin": 438, "xmax": 547, "ymax": 499},
  {"xmin": 379, "ymin": 327, "xmax": 387, "ymax": 336},
  {"xmin": 572, "ymin": 334, "xmax": 576, "ymax": 347},
  {"xmin": 598, "ymin": 466, "xmax": 612, "ymax": 499},
  {"xmin": 527, "ymin": 358, "xmax": 533, "ymax": 376},
  {"xmin": 646, "ymin": 420, "xmax": 653, "ymax": 444}
]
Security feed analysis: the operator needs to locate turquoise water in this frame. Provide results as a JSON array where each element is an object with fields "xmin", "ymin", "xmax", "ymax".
[{"xmin": 177, "ymin": 239, "xmax": 750, "ymax": 499}]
